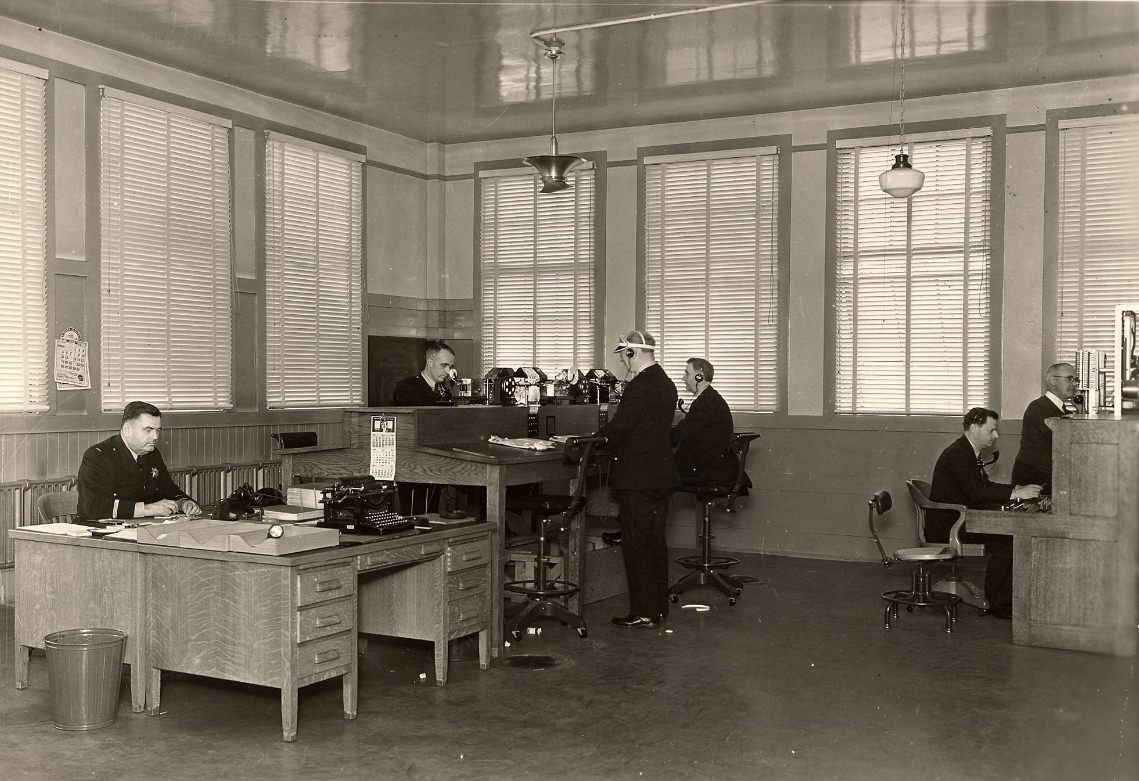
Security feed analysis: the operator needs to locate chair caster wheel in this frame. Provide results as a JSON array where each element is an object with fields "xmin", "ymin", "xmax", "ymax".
[
  {"xmin": 732, "ymin": 589, "xmax": 742, "ymax": 598},
  {"xmin": 576, "ymin": 627, "xmax": 588, "ymax": 639},
  {"xmin": 669, "ymin": 594, "xmax": 679, "ymax": 603},
  {"xmin": 510, "ymin": 630, "xmax": 523, "ymax": 642},
  {"xmin": 728, "ymin": 597, "xmax": 736, "ymax": 606}
]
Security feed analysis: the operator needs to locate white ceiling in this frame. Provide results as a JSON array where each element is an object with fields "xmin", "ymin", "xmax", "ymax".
[{"xmin": 1, "ymin": 0, "xmax": 1137, "ymax": 144}]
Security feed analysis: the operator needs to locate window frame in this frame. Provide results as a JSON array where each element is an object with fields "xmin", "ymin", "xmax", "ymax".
[
  {"xmin": 825, "ymin": 116, "xmax": 1006, "ymax": 416},
  {"xmin": 0, "ymin": 58, "xmax": 48, "ymax": 414},
  {"xmin": 1043, "ymin": 102, "xmax": 1139, "ymax": 381},
  {"xmin": 263, "ymin": 131, "xmax": 366, "ymax": 410},
  {"xmin": 636, "ymin": 136, "xmax": 791, "ymax": 414},
  {"xmin": 98, "ymin": 87, "xmax": 235, "ymax": 413},
  {"xmin": 473, "ymin": 153, "xmax": 606, "ymax": 376}
]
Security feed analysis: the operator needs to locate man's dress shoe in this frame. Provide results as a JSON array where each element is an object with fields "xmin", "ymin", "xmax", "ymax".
[
  {"xmin": 611, "ymin": 614, "xmax": 660, "ymax": 628},
  {"xmin": 985, "ymin": 605, "xmax": 1013, "ymax": 620},
  {"xmin": 601, "ymin": 531, "xmax": 622, "ymax": 546}
]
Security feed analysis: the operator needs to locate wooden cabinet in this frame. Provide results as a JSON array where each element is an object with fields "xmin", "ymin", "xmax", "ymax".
[
  {"xmin": 969, "ymin": 416, "xmax": 1139, "ymax": 655},
  {"xmin": 357, "ymin": 529, "xmax": 491, "ymax": 684},
  {"xmin": 143, "ymin": 553, "xmax": 359, "ymax": 742}
]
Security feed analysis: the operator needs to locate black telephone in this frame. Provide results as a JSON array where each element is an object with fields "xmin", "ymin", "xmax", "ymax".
[{"xmin": 214, "ymin": 484, "xmax": 284, "ymax": 520}]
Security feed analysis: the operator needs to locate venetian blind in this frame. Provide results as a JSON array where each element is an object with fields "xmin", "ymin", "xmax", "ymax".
[
  {"xmin": 264, "ymin": 133, "xmax": 364, "ymax": 408},
  {"xmin": 0, "ymin": 62, "xmax": 47, "ymax": 412},
  {"xmin": 834, "ymin": 132, "xmax": 993, "ymax": 415},
  {"xmin": 643, "ymin": 151, "xmax": 781, "ymax": 413},
  {"xmin": 1055, "ymin": 115, "xmax": 1139, "ymax": 375},
  {"xmin": 479, "ymin": 167, "xmax": 596, "ymax": 373},
  {"xmin": 100, "ymin": 90, "xmax": 233, "ymax": 411}
]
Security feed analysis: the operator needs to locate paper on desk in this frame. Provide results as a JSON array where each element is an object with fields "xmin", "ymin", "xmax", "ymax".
[
  {"xmin": 25, "ymin": 523, "xmax": 92, "ymax": 537},
  {"xmin": 486, "ymin": 435, "xmax": 556, "ymax": 451}
]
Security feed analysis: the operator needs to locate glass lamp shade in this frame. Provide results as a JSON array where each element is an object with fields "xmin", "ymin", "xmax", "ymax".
[
  {"xmin": 879, "ymin": 153, "xmax": 925, "ymax": 198},
  {"xmin": 522, "ymin": 152, "xmax": 586, "ymax": 193}
]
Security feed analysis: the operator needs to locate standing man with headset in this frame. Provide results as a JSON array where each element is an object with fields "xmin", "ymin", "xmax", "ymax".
[{"xmin": 598, "ymin": 330, "xmax": 679, "ymax": 628}]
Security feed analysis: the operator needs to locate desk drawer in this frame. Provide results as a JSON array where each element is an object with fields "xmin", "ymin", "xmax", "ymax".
[
  {"xmin": 297, "ymin": 596, "xmax": 356, "ymax": 644},
  {"xmin": 448, "ymin": 538, "xmax": 491, "ymax": 572},
  {"xmin": 296, "ymin": 631, "xmax": 353, "ymax": 680},
  {"xmin": 448, "ymin": 594, "xmax": 487, "ymax": 638},
  {"xmin": 448, "ymin": 565, "xmax": 489, "ymax": 600},
  {"xmin": 296, "ymin": 564, "xmax": 356, "ymax": 607},
  {"xmin": 358, "ymin": 541, "xmax": 445, "ymax": 572}
]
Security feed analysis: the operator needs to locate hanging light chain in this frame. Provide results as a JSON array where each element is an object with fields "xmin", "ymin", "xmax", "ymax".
[
  {"xmin": 546, "ymin": 44, "xmax": 563, "ymax": 145},
  {"xmin": 898, "ymin": 0, "xmax": 907, "ymax": 154}
]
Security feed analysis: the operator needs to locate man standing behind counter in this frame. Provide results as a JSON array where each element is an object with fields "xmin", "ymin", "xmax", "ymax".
[
  {"xmin": 1011, "ymin": 362, "xmax": 1078, "ymax": 493},
  {"xmin": 77, "ymin": 401, "xmax": 200, "ymax": 521},
  {"xmin": 598, "ymin": 330, "xmax": 679, "ymax": 628},
  {"xmin": 392, "ymin": 340, "xmax": 456, "ymax": 406}
]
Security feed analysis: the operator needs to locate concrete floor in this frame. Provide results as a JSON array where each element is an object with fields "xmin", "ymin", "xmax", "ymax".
[{"xmin": 1, "ymin": 552, "xmax": 1135, "ymax": 781}]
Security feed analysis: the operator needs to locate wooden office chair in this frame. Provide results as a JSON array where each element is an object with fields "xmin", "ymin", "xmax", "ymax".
[
  {"xmin": 669, "ymin": 432, "xmax": 760, "ymax": 606},
  {"xmin": 868, "ymin": 489, "xmax": 962, "ymax": 633},
  {"xmin": 503, "ymin": 436, "xmax": 607, "ymax": 641},
  {"xmin": 906, "ymin": 479, "xmax": 988, "ymax": 610},
  {"xmin": 36, "ymin": 490, "xmax": 79, "ymax": 523}
]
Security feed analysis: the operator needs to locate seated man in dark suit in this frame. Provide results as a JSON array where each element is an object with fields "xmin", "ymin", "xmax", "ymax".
[
  {"xmin": 77, "ymin": 400, "xmax": 201, "ymax": 521},
  {"xmin": 392, "ymin": 340, "xmax": 456, "ymax": 406},
  {"xmin": 928, "ymin": 407, "xmax": 1042, "ymax": 619},
  {"xmin": 1011, "ymin": 362, "xmax": 1078, "ymax": 493},
  {"xmin": 672, "ymin": 357, "xmax": 738, "ymax": 486}
]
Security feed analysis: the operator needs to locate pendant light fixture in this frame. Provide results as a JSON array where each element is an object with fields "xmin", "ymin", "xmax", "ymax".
[
  {"xmin": 879, "ymin": 0, "xmax": 924, "ymax": 198},
  {"xmin": 523, "ymin": 40, "xmax": 585, "ymax": 194}
]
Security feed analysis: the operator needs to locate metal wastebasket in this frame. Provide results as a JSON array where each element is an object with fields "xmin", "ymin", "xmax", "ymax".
[{"xmin": 44, "ymin": 628, "xmax": 126, "ymax": 730}]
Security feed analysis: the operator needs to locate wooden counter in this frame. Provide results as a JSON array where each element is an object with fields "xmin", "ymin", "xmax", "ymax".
[{"xmin": 968, "ymin": 415, "xmax": 1138, "ymax": 656}]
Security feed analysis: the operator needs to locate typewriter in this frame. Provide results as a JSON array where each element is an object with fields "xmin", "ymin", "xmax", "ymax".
[{"xmin": 316, "ymin": 477, "xmax": 416, "ymax": 535}]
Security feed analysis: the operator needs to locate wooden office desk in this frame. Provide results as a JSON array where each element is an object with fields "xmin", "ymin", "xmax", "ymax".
[
  {"xmin": 12, "ymin": 522, "xmax": 493, "ymax": 741},
  {"xmin": 276, "ymin": 405, "xmax": 607, "ymax": 654},
  {"xmin": 967, "ymin": 416, "xmax": 1138, "ymax": 656}
]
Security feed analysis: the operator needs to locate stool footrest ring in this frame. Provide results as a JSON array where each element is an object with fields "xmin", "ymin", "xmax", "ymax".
[{"xmin": 676, "ymin": 554, "xmax": 739, "ymax": 570}]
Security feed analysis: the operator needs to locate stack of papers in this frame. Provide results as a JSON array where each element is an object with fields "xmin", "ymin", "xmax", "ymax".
[
  {"xmin": 487, "ymin": 435, "xmax": 556, "ymax": 451},
  {"xmin": 25, "ymin": 523, "xmax": 92, "ymax": 537}
]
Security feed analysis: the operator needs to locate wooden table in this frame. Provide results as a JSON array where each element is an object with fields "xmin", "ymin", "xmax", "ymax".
[
  {"xmin": 13, "ymin": 521, "xmax": 493, "ymax": 740},
  {"xmin": 967, "ymin": 415, "xmax": 1138, "ymax": 656},
  {"xmin": 276, "ymin": 405, "xmax": 608, "ymax": 654}
]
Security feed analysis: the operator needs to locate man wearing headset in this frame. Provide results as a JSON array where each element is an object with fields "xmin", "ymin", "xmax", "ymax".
[
  {"xmin": 672, "ymin": 357, "xmax": 738, "ymax": 486},
  {"xmin": 597, "ymin": 330, "xmax": 679, "ymax": 628},
  {"xmin": 602, "ymin": 357, "xmax": 738, "ymax": 546}
]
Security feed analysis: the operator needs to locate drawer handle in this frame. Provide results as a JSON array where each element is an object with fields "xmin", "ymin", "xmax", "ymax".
[
  {"xmin": 456, "ymin": 579, "xmax": 482, "ymax": 591},
  {"xmin": 313, "ymin": 648, "xmax": 341, "ymax": 664},
  {"xmin": 457, "ymin": 609, "xmax": 479, "ymax": 622},
  {"xmin": 315, "ymin": 615, "xmax": 343, "ymax": 628},
  {"xmin": 461, "ymin": 551, "xmax": 483, "ymax": 562},
  {"xmin": 314, "ymin": 579, "xmax": 343, "ymax": 593}
]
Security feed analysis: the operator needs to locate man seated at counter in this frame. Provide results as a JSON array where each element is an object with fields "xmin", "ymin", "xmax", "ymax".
[
  {"xmin": 928, "ymin": 407, "xmax": 1041, "ymax": 619},
  {"xmin": 392, "ymin": 340, "xmax": 469, "ymax": 519},
  {"xmin": 1010, "ymin": 362, "xmax": 1078, "ymax": 493},
  {"xmin": 77, "ymin": 400, "xmax": 201, "ymax": 521},
  {"xmin": 392, "ymin": 340, "xmax": 456, "ymax": 406}
]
